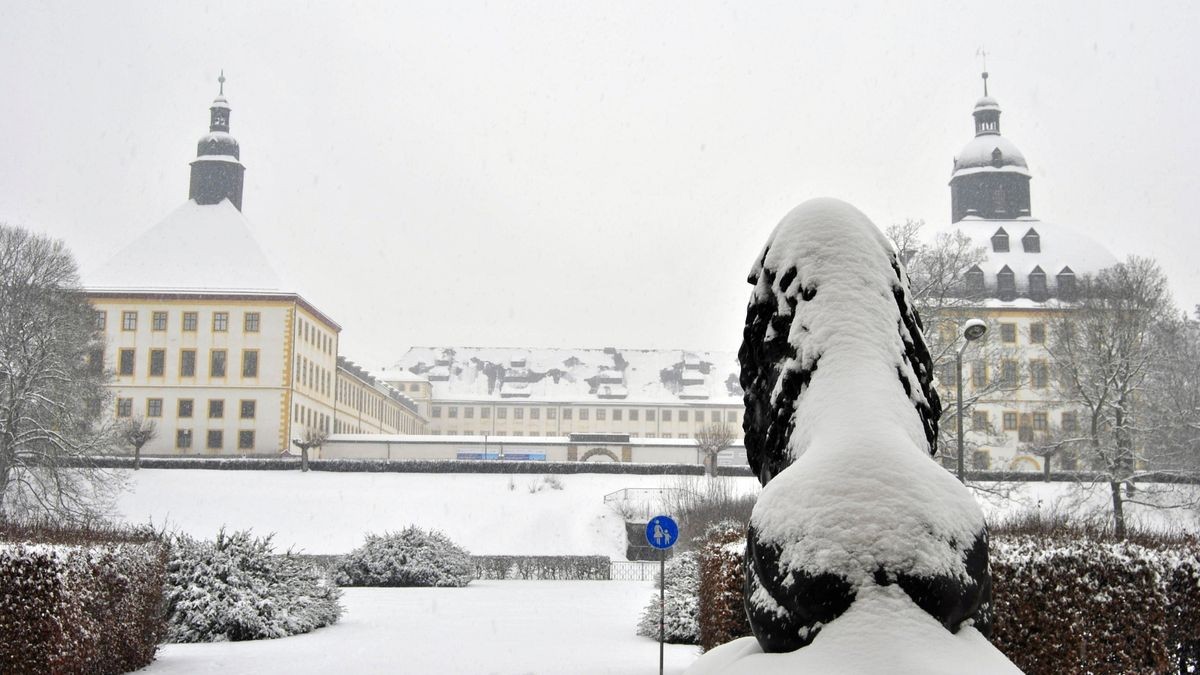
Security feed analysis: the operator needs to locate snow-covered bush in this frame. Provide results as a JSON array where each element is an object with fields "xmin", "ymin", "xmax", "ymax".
[
  {"xmin": 335, "ymin": 527, "xmax": 474, "ymax": 587},
  {"xmin": 697, "ymin": 521, "xmax": 749, "ymax": 652},
  {"xmin": 0, "ymin": 522, "xmax": 166, "ymax": 673},
  {"xmin": 636, "ymin": 550, "xmax": 700, "ymax": 644},
  {"xmin": 164, "ymin": 529, "xmax": 342, "ymax": 642}
]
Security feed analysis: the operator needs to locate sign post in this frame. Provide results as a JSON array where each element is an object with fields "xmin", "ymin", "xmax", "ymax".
[{"xmin": 645, "ymin": 515, "xmax": 679, "ymax": 675}]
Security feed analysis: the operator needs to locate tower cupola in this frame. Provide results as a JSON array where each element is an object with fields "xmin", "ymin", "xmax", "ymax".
[
  {"xmin": 949, "ymin": 72, "xmax": 1032, "ymax": 222},
  {"xmin": 188, "ymin": 71, "xmax": 246, "ymax": 210}
]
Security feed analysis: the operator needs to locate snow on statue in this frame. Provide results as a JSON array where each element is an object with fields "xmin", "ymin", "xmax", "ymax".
[{"xmin": 689, "ymin": 198, "xmax": 1019, "ymax": 673}]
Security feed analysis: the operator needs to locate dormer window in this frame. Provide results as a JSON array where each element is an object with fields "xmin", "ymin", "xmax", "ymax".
[
  {"xmin": 997, "ymin": 265, "xmax": 1016, "ymax": 300},
  {"xmin": 991, "ymin": 147, "xmax": 1004, "ymax": 167},
  {"xmin": 1022, "ymin": 228, "xmax": 1041, "ymax": 253},
  {"xmin": 965, "ymin": 265, "xmax": 985, "ymax": 293},
  {"xmin": 1029, "ymin": 266, "xmax": 1047, "ymax": 301},
  {"xmin": 1057, "ymin": 267, "xmax": 1076, "ymax": 300},
  {"xmin": 991, "ymin": 227, "xmax": 1010, "ymax": 253}
]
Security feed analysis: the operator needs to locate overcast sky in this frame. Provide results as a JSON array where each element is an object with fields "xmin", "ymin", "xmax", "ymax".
[{"xmin": 2, "ymin": 2, "xmax": 1198, "ymax": 368}]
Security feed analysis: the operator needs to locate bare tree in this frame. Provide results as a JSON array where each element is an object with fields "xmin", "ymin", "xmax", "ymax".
[
  {"xmin": 696, "ymin": 423, "xmax": 735, "ymax": 476},
  {"xmin": 1046, "ymin": 256, "xmax": 1177, "ymax": 538},
  {"xmin": 120, "ymin": 415, "xmax": 157, "ymax": 470},
  {"xmin": 1140, "ymin": 309, "xmax": 1200, "ymax": 475},
  {"xmin": 0, "ymin": 223, "xmax": 116, "ymax": 522},
  {"xmin": 291, "ymin": 428, "xmax": 328, "ymax": 472}
]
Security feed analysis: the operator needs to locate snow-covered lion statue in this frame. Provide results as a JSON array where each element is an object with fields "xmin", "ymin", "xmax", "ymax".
[{"xmin": 689, "ymin": 198, "xmax": 1019, "ymax": 674}]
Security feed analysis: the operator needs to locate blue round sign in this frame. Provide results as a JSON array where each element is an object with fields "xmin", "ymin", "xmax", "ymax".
[{"xmin": 645, "ymin": 515, "xmax": 679, "ymax": 550}]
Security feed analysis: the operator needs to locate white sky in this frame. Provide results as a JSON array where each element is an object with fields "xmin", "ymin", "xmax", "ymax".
[{"xmin": 2, "ymin": 1, "xmax": 1197, "ymax": 368}]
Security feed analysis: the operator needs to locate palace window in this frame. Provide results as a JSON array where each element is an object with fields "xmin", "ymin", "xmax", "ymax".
[
  {"xmin": 149, "ymin": 349, "xmax": 165, "ymax": 376},
  {"xmin": 240, "ymin": 400, "xmax": 256, "ymax": 419},
  {"xmin": 1000, "ymin": 323, "xmax": 1017, "ymax": 343},
  {"xmin": 122, "ymin": 311, "xmax": 138, "ymax": 331},
  {"xmin": 244, "ymin": 312, "xmax": 260, "ymax": 332},
  {"xmin": 1030, "ymin": 360, "xmax": 1049, "ymax": 388},
  {"xmin": 116, "ymin": 398, "xmax": 133, "ymax": 417},
  {"xmin": 180, "ymin": 350, "xmax": 196, "ymax": 377},
  {"xmin": 209, "ymin": 400, "xmax": 224, "ymax": 419},
  {"xmin": 1021, "ymin": 228, "xmax": 1041, "ymax": 253},
  {"xmin": 207, "ymin": 430, "xmax": 223, "ymax": 450},
  {"xmin": 119, "ymin": 349, "xmax": 135, "ymax": 376},
  {"xmin": 1002, "ymin": 412, "xmax": 1017, "ymax": 431},
  {"xmin": 965, "ymin": 265, "xmax": 985, "ymax": 293},
  {"xmin": 990, "ymin": 228, "xmax": 1010, "ymax": 253},
  {"xmin": 95, "ymin": 311, "xmax": 106, "ymax": 330},
  {"xmin": 176, "ymin": 429, "xmax": 193, "ymax": 449},
  {"xmin": 210, "ymin": 350, "xmax": 227, "ymax": 377},
  {"xmin": 238, "ymin": 431, "xmax": 255, "ymax": 450},
  {"xmin": 182, "ymin": 312, "xmax": 198, "ymax": 331},
  {"xmin": 147, "ymin": 398, "xmax": 163, "ymax": 418},
  {"xmin": 242, "ymin": 350, "xmax": 258, "ymax": 378},
  {"xmin": 152, "ymin": 311, "xmax": 167, "ymax": 331},
  {"xmin": 996, "ymin": 265, "xmax": 1016, "ymax": 300},
  {"xmin": 1057, "ymin": 268, "xmax": 1076, "ymax": 300},
  {"xmin": 1028, "ymin": 266, "xmax": 1047, "ymax": 301},
  {"xmin": 1029, "ymin": 323, "xmax": 1046, "ymax": 344},
  {"xmin": 178, "ymin": 399, "xmax": 193, "ymax": 418},
  {"xmin": 213, "ymin": 312, "xmax": 229, "ymax": 332},
  {"xmin": 971, "ymin": 410, "xmax": 989, "ymax": 432}
]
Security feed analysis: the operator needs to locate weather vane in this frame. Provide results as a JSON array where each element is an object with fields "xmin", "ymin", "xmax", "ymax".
[
  {"xmin": 976, "ymin": 48, "xmax": 989, "ymax": 96},
  {"xmin": 218, "ymin": 69, "xmax": 226, "ymax": 96}
]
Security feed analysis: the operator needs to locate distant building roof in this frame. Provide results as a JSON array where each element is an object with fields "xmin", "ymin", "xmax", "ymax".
[
  {"xmin": 84, "ymin": 199, "xmax": 287, "ymax": 294},
  {"xmin": 387, "ymin": 347, "xmax": 742, "ymax": 404}
]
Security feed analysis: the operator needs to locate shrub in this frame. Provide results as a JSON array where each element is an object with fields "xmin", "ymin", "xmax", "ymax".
[
  {"xmin": 164, "ymin": 529, "xmax": 342, "ymax": 642},
  {"xmin": 636, "ymin": 550, "xmax": 701, "ymax": 644},
  {"xmin": 336, "ymin": 527, "xmax": 474, "ymax": 587},
  {"xmin": 0, "ymin": 521, "xmax": 166, "ymax": 674},
  {"xmin": 697, "ymin": 520, "xmax": 749, "ymax": 652}
]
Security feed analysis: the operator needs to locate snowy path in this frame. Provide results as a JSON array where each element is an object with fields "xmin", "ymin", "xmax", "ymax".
[{"xmin": 143, "ymin": 581, "xmax": 701, "ymax": 674}]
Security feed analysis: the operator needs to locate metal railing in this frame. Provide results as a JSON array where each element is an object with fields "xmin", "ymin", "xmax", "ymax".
[{"xmin": 608, "ymin": 560, "xmax": 661, "ymax": 581}]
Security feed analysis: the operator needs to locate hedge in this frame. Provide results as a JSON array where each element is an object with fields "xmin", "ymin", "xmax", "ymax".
[
  {"xmin": 0, "ymin": 522, "xmax": 167, "ymax": 674},
  {"xmin": 473, "ymin": 555, "xmax": 612, "ymax": 580},
  {"xmin": 82, "ymin": 456, "xmax": 708, "ymax": 475},
  {"xmin": 693, "ymin": 525, "xmax": 1200, "ymax": 673},
  {"xmin": 697, "ymin": 521, "xmax": 749, "ymax": 653}
]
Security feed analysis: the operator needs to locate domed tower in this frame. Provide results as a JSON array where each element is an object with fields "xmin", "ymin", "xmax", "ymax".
[
  {"xmin": 188, "ymin": 72, "xmax": 246, "ymax": 210},
  {"xmin": 949, "ymin": 73, "xmax": 1031, "ymax": 222}
]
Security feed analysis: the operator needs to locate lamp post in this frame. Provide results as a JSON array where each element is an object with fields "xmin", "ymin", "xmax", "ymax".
[{"xmin": 956, "ymin": 319, "xmax": 988, "ymax": 482}]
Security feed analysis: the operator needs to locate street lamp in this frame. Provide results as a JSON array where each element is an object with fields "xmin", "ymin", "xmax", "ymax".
[{"xmin": 957, "ymin": 319, "xmax": 988, "ymax": 482}]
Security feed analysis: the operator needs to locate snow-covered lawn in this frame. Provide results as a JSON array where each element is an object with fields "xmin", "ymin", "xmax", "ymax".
[
  {"xmin": 144, "ymin": 581, "xmax": 701, "ymax": 674},
  {"xmin": 114, "ymin": 469, "xmax": 756, "ymax": 556},
  {"xmin": 114, "ymin": 469, "xmax": 1198, "ymax": 559}
]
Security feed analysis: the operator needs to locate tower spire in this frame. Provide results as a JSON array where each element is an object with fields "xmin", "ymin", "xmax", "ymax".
[
  {"xmin": 977, "ymin": 48, "xmax": 989, "ymax": 96},
  {"xmin": 189, "ymin": 78, "xmax": 246, "ymax": 210}
]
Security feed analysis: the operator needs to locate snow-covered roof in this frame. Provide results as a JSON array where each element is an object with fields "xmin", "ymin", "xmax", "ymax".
[
  {"xmin": 947, "ymin": 217, "xmax": 1119, "ymax": 290},
  {"xmin": 84, "ymin": 199, "xmax": 289, "ymax": 293},
  {"xmin": 384, "ymin": 347, "xmax": 742, "ymax": 404},
  {"xmin": 973, "ymin": 95, "xmax": 1000, "ymax": 112},
  {"xmin": 951, "ymin": 134, "xmax": 1029, "ymax": 179}
]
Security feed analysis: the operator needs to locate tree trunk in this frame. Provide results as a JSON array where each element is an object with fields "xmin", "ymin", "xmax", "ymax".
[
  {"xmin": 1109, "ymin": 480, "xmax": 1126, "ymax": 539},
  {"xmin": 1042, "ymin": 455, "xmax": 1051, "ymax": 482},
  {"xmin": 301, "ymin": 446, "xmax": 310, "ymax": 472},
  {"xmin": 134, "ymin": 445, "xmax": 142, "ymax": 470}
]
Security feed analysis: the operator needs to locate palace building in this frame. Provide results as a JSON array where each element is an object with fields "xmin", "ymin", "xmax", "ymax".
[
  {"xmin": 85, "ymin": 79, "xmax": 425, "ymax": 456},
  {"xmin": 935, "ymin": 73, "xmax": 1117, "ymax": 471}
]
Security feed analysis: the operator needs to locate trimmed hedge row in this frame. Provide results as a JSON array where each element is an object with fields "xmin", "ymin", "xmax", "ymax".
[
  {"xmin": 0, "ymin": 524, "xmax": 167, "ymax": 674},
  {"xmin": 697, "ymin": 521, "xmax": 749, "ymax": 653},
  {"xmin": 83, "ymin": 456, "xmax": 708, "ymax": 475},
  {"xmin": 474, "ymin": 555, "xmax": 612, "ymax": 580},
  {"xmin": 694, "ymin": 526, "xmax": 1200, "ymax": 672}
]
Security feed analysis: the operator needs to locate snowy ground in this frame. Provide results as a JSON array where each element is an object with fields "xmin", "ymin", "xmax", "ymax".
[
  {"xmin": 143, "ymin": 581, "xmax": 701, "ymax": 675},
  {"xmin": 113, "ymin": 469, "xmax": 1198, "ymax": 558}
]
